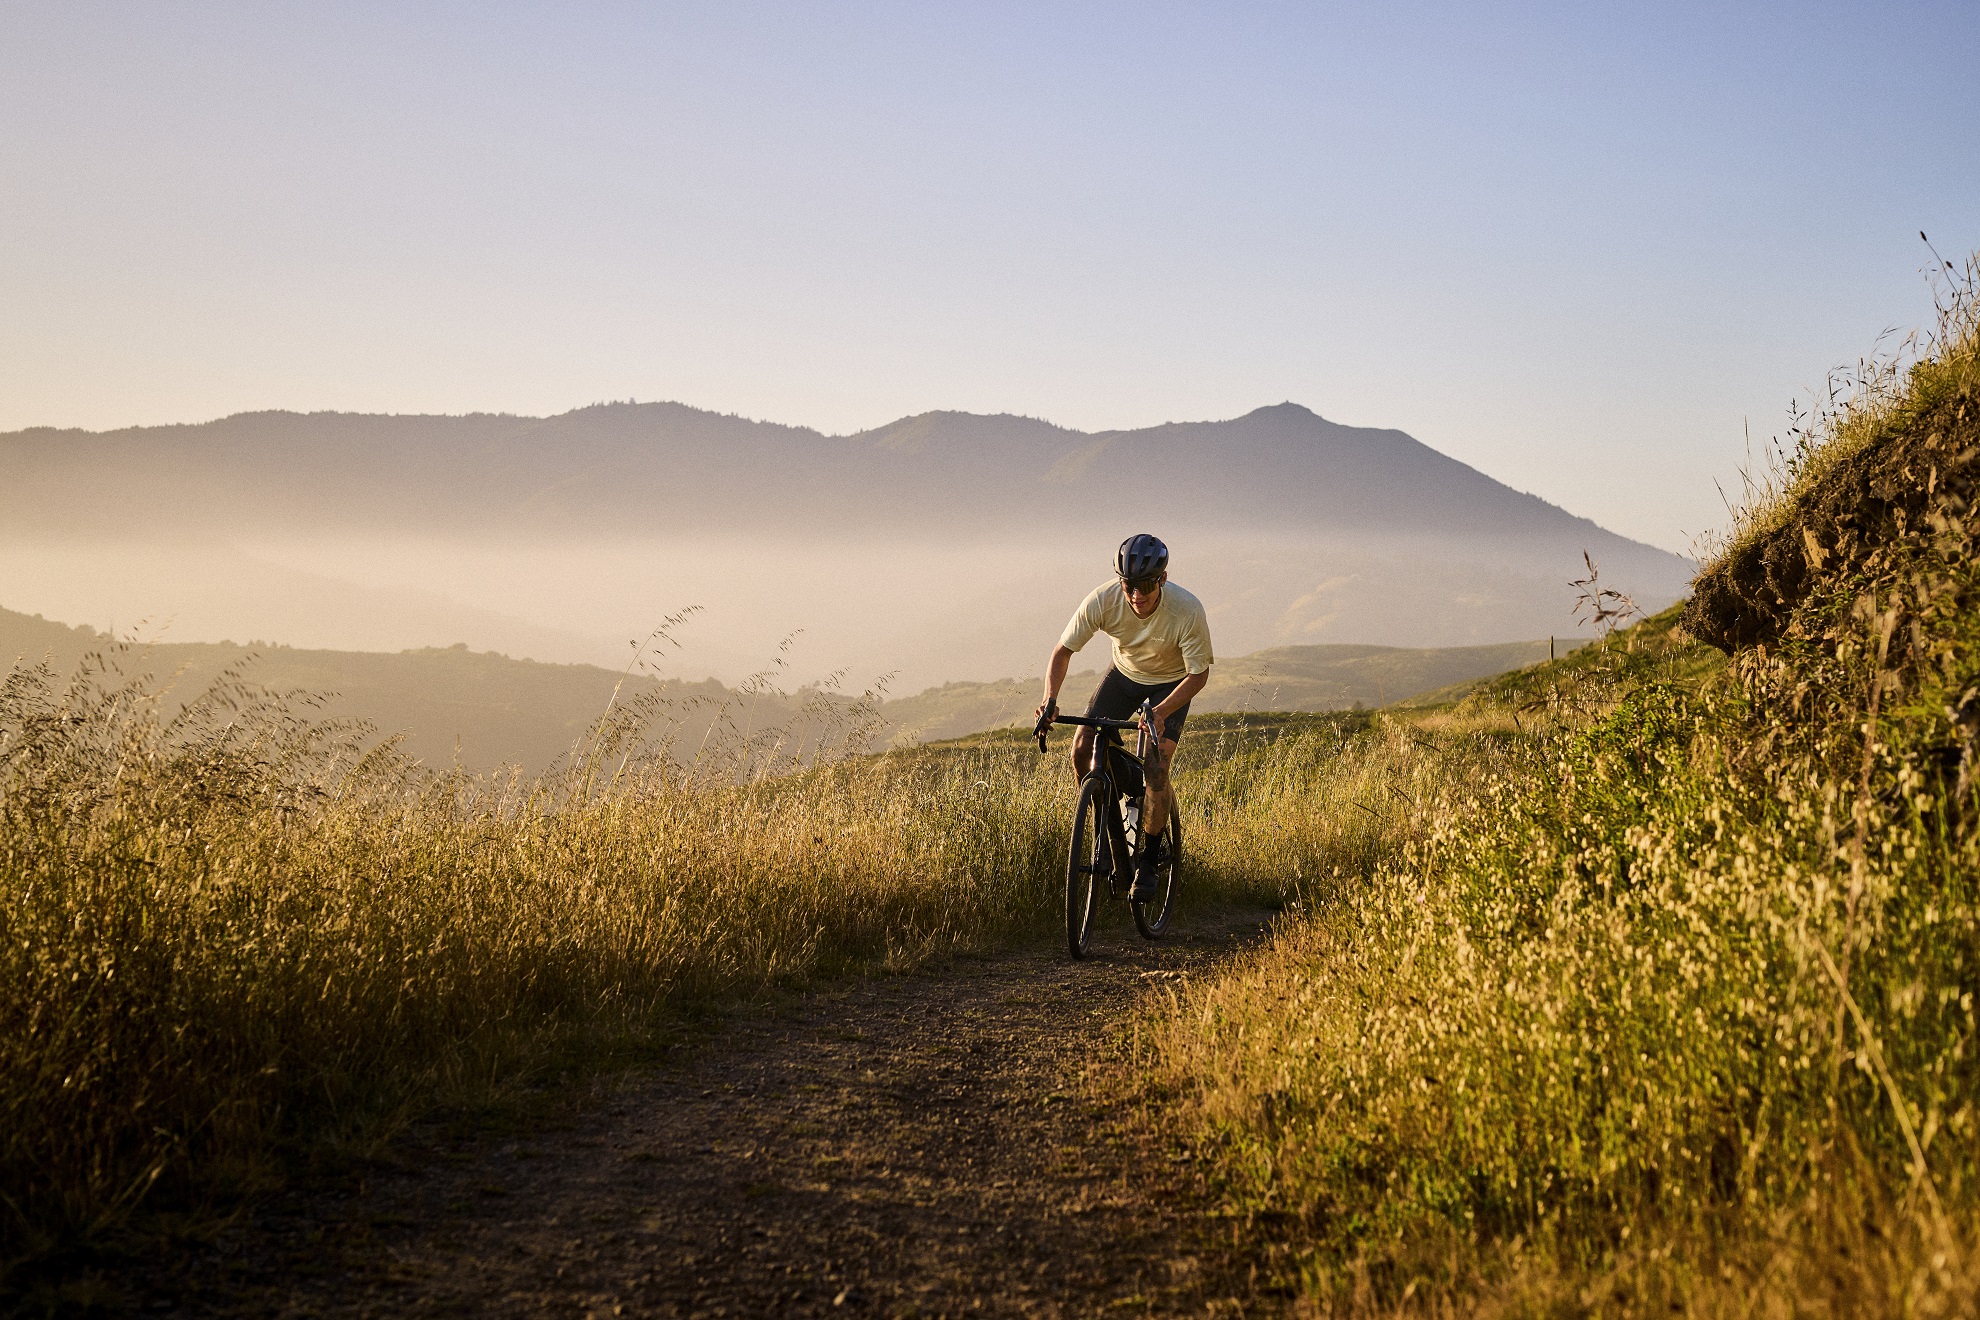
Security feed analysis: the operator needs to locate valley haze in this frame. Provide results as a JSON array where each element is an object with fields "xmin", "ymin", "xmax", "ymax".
[{"xmin": 2, "ymin": 400, "xmax": 1689, "ymax": 693}]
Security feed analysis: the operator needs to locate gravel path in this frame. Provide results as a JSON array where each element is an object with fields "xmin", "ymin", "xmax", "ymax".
[{"xmin": 150, "ymin": 906, "xmax": 1288, "ymax": 1319}]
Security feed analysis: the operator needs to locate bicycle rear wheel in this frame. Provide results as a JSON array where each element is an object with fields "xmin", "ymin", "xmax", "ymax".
[
  {"xmin": 1066, "ymin": 775, "xmax": 1109, "ymax": 959},
  {"xmin": 1132, "ymin": 811, "xmax": 1181, "ymax": 939}
]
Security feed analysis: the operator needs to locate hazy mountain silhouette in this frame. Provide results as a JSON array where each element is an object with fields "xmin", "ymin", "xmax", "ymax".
[
  {"xmin": 4, "ymin": 401, "xmax": 1668, "ymax": 549},
  {"xmin": 0, "ymin": 401, "xmax": 1691, "ymax": 688}
]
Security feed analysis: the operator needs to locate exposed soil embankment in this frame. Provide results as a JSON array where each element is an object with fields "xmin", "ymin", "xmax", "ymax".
[{"xmin": 1685, "ymin": 353, "xmax": 1980, "ymax": 655}]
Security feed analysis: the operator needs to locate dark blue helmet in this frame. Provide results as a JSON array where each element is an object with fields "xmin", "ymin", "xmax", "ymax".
[{"xmin": 1116, "ymin": 534, "xmax": 1168, "ymax": 581}]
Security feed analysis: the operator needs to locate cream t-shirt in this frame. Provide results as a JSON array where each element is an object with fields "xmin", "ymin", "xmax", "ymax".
[{"xmin": 1058, "ymin": 580, "xmax": 1214, "ymax": 685}]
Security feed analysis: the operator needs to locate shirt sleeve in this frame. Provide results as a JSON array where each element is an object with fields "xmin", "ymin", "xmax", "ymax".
[
  {"xmin": 1179, "ymin": 601, "xmax": 1214, "ymax": 674},
  {"xmin": 1058, "ymin": 586, "xmax": 1105, "ymax": 654}
]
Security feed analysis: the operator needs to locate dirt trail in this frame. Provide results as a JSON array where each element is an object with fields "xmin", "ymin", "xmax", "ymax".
[{"xmin": 154, "ymin": 907, "xmax": 1287, "ymax": 1318}]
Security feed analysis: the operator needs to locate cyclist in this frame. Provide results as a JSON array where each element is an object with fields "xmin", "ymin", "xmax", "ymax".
[{"xmin": 1034, "ymin": 534, "xmax": 1213, "ymax": 901}]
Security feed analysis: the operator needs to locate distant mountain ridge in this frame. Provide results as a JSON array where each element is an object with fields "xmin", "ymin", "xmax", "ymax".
[
  {"xmin": 2, "ymin": 400, "xmax": 1663, "ymax": 553},
  {"xmin": 0, "ymin": 400, "xmax": 1692, "ymax": 686}
]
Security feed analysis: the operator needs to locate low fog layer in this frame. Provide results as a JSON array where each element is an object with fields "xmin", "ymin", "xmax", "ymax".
[
  {"xmin": 0, "ymin": 532, "xmax": 1655, "ymax": 694},
  {"xmin": 0, "ymin": 604, "xmax": 1580, "ymax": 771},
  {"xmin": 0, "ymin": 402, "xmax": 1691, "ymax": 691}
]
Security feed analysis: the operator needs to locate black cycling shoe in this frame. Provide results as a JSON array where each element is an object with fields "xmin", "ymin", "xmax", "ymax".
[{"xmin": 1130, "ymin": 849, "xmax": 1161, "ymax": 903}]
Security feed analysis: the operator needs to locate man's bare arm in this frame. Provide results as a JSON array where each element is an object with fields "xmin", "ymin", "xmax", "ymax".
[
  {"xmin": 1037, "ymin": 645, "xmax": 1075, "ymax": 724},
  {"xmin": 1152, "ymin": 668, "xmax": 1209, "ymax": 726}
]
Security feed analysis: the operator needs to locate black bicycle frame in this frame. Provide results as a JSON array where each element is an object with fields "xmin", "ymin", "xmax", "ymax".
[{"xmin": 1037, "ymin": 698, "xmax": 1159, "ymax": 891}]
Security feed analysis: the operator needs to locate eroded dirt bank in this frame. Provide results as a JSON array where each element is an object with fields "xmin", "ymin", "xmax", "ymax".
[{"xmin": 146, "ymin": 907, "xmax": 1287, "ymax": 1319}]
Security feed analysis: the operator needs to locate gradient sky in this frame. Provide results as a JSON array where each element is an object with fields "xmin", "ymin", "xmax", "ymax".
[{"xmin": 3, "ymin": 1, "xmax": 1975, "ymax": 553}]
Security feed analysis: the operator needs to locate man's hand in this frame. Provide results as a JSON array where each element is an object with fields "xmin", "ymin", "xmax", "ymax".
[
  {"xmin": 1032, "ymin": 697, "xmax": 1058, "ymax": 752},
  {"xmin": 1146, "ymin": 671, "xmax": 1209, "ymax": 738},
  {"xmin": 1144, "ymin": 698, "xmax": 1184, "ymax": 741}
]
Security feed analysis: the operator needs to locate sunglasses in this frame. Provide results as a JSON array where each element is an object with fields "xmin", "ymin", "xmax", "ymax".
[{"xmin": 1121, "ymin": 576, "xmax": 1162, "ymax": 596}]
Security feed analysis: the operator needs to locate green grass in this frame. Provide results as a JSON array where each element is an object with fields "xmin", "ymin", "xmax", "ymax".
[
  {"xmin": 881, "ymin": 640, "xmax": 1584, "ymax": 745},
  {"xmin": 1130, "ymin": 271, "xmax": 1980, "ymax": 1316}
]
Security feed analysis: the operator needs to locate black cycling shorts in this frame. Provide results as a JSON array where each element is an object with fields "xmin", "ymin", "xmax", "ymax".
[{"xmin": 1085, "ymin": 667, "xmax": 1192, "ymax": 743}]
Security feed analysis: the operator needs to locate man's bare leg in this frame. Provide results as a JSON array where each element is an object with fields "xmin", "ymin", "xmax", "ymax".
[
  {"xmin": 1142, "ymin": 736, "xmax": 1178, "ymax": 840},
  {"xmin": 1069, "ymin": 727, "xmax": 1095, "ymax": 783}
]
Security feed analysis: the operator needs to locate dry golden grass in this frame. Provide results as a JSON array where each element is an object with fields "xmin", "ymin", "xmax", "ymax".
[
  {"xmin": 1135, "ymin": 617, "xmax": 1980, "ymax": 1315},
  {"xmin": 0, "ymin": 649, "xmax": 1073, "ymax": 1264},
  {"xmin": 1128, "ymin": 264, "xmax": 1980, "ymax": 1315},
  {"xmin": 0, "ymin": 647, "xmax": 1299, "ymax": 1282}
]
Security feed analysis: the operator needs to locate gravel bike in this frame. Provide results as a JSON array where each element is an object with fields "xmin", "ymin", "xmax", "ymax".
[{"xmin": 1034, "ymin": 697, "xmax": 1180, "ymax": 958}]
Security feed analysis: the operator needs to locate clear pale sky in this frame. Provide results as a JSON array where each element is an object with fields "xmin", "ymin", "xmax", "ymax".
[{"xmin": 3, "ymin": 2, "xmax": 1975, "ymax": 553}]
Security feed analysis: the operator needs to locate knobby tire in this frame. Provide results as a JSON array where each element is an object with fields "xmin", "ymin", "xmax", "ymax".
[
  {"xmin": 1131, "ymin": 812, "xmax": 1181, "ymax": 940},
  {"xmin": 1066, "ymin": 775, "xmax": 1108, "ymax": 959}
]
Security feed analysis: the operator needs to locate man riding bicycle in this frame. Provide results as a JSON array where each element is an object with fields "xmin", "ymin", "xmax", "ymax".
[{"xmin": 1035, "ymin": 534, "xmax": 1213, "ymax": 902}]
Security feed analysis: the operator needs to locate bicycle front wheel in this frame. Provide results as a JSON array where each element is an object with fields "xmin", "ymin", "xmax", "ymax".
[
  {"xmin": 1132, "ymin": 811, "xmax": 1181, "ymax": 939},
  {"xmin": 1066, "ymin": 775, "xmax": 1110, "ymax": 959}
]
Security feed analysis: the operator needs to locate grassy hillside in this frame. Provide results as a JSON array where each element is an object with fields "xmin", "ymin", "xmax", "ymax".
[
  {"xmin": 1, "ymin": 642, "xmax": 1374, "ymax": 1284},
  {"xmin": 0, "ymin": 608, "xmax": 896, "ymax": 775},
  {"xmin": 883, "ymin": 638, "xmax": 1587, "ymax": 744},
  {"xmin": 15, "ymin": 271, "xmax": 1968, "ymax": 1308},
  {"xmin": 3, "ymin": 607, "xmax": 1583, "ymax": 766},
  {"xmin": 0, "ymin": 603, "xmax": 1609, "ymax": 1298},
  {"xmin": 0, "ymin": 653, "xmax": 1059, "ymax": 1283},
  {"xmin": 1209, "ymin": 636, "xmax": 1586, "ymax": 710},
  {"xmin": 1131, "ymin": 265, "xmax": 1980, "ymax": 1313}
]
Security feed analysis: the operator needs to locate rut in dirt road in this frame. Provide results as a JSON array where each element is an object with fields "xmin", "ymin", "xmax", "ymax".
[{"xmin": 157, "ymin": 907, "xmax": 1289, "ymax": 1319}]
